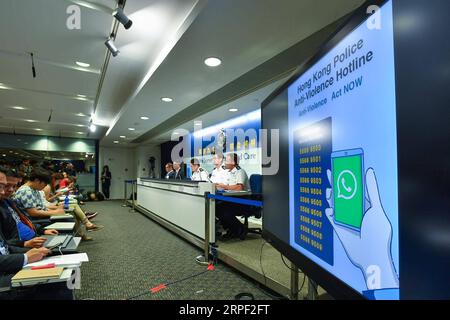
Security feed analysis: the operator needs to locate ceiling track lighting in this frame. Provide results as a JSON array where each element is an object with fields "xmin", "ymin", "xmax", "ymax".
[
  {"xmin": 113, "ymin": 7, "xmax": 133, "ymax": 30},
  {"xmin": 30, "ymin": 53, "xmax": 36, "ymax": 78},
  {"xmin": 48, "ymin": 109, "xmax": 53, "ymax": 122},
  {"xmin": 105, "ymin": 36, "xmax": 120, "ymax": 57}
]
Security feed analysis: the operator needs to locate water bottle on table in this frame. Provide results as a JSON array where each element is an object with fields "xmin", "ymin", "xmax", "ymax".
[{"xmin": 64, "ymin": 195, "xmax": 70, "ymax": 210}]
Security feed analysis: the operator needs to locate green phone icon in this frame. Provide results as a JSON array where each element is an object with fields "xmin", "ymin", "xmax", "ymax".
[{"xmin": 332, "ymin": 149, "xmax": 364, "ymax": 230}]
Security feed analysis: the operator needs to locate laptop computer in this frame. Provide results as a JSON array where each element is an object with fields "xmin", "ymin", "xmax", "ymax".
[
  {"xmin": 44, "ymin": 235, "xmax": 72, "ymax": 248},
  {"xmin": 43, "ymin": 235, "xmax": 81, "ymax": 254}
]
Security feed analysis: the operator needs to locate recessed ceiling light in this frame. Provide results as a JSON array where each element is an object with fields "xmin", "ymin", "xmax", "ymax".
[
  {"xmin": 2, "ymin": 154, "xmax": 5, "ymax": 157},
  {"xmin": 77, "ymin": 132, "xmax": 84, "ymax": 135},
  {"xmin": 25, "ymin": 119, "xmax": 37, "ymax": 123},
  {"xmin": 140, "ymin": 116, "xmax": 149, "ymax": 120},
  {"xmin": 128, "ymin": 128, "xmax": 135, "ymax": 131},
  {"xmin": 34, "ymin": 128, "xmax": 42, "ymax": 131},
  {"xmin": 113, "ymin": 141, "xmax": 119, "ymax": 144},
  {"xmin": 173, "ymin": 132, "xmax": 180, "ymax": 135},
  {"xmin": 161, "ymin": 97, "xmax": 173, "ymax": 103},
  {"xmin": 9, "ymin": 151, "xmax": 13, "ymax": 153},
  {"xmin": 12, "ymin": 106, "xmax": 26, "ymax": 110},
  {"xmin": 120, "ymin": 136, "xmax": 126, "ymax": 139},
  {"xmin": 77, "ymin": 94, "xmax": 87, "ymax": 98},
  {"xmin": 76, "ymin": 124, "xmax": 84, "ymax": 127},
  {"xmin": 204, "ymin": 57, "xmax": 222, "ymax": 67},
  {"xmin": 229, "ymin": 108, "xmax": 239, "ymax": 112},
  {"xmin": 76, "ymin": 113, "xmax": 86, "ymax": 117},
  {"xmin": 76, "ymin": 61, "xmax": 90, "ymax": 68},
  {"xmin": 89, "ymin": 124, "xmax": 97, "ymax": 132},
  {"xmin": 194, "ymin": 121, "xmax": 202, "ymax": 126}
]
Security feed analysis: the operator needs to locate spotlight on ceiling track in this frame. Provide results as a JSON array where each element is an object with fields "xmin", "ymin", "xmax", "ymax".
[
  {"xmin": 112, "ymin": 7, "xmax": 133, "ymax": 30},
  {"xmin": 105, "ymin": 37, "xmax": 120, "ymax": 57},
  {"xmin": 89, "ymin": 124, "xmax": 97, "ymax": 133}
]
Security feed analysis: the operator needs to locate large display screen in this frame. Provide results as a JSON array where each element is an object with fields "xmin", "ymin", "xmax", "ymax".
[{"xmin": 287, "ymin": 1, "xmax": 399, "ymax": 299}]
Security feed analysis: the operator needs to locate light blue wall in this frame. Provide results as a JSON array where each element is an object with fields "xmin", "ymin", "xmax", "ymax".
[{"xmin": 0, "ymin": 133, "xmax": 96, "ymax": 153}]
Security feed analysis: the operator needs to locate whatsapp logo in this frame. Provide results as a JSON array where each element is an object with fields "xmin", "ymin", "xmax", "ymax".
[{"xmin": 337, "ymin": 170, "xmax": 357, "ymax": 200}]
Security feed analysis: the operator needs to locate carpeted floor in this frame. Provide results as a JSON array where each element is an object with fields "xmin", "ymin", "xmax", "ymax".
[{"xmin": 75, "ymin": 201, "xmax": 274, "ymax": 300}]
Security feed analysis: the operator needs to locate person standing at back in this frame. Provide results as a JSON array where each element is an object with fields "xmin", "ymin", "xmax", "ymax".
[{"xmin": 101, "ymin": 166, "xmax": 112, "ymax": 200}]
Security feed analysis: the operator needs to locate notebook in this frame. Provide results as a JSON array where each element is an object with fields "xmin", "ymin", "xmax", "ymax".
[
  {"xmin": 44, "ymin": 222, "xmax": 75, "ymax": 231},
  {"xmin": 24, "ymin": 253, "xmax": 89, "ymax": 269},
  {"xmin": 50, "ymin": 214, "xmax": 74, "ymax": 221},
  {"xmin": 12, "ymin": 267, "xmax": 64, "ymax": 283}
]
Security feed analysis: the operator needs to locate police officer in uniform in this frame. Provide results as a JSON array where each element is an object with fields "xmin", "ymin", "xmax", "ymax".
[
  {"xmin": 215, "ymin": 153, "xmax": 250, "ymax": 240},
  {"xmin": 190, "ymin": 158, "xmax": 209, "ymax": 182},
  {"xmin": 209, "ymin": 153, "xmax": 228, "ymax": 184}
]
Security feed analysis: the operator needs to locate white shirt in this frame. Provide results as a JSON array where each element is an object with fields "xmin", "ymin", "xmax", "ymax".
[
  {"xmin": 210, "ymin": 165, "xmax": 228, "ymax": 184},
  {"xmin": 226, "ymin": 166, "xmax": 250, "ymax": 190},
  {"xmin": 191, "ymin": 168, "xmax": 210, "ymax": 182}
]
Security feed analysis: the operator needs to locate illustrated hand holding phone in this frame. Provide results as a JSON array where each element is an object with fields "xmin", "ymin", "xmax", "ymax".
[{"xmin": 325, "ymin": 166, "xmax": 399, "ymax": 290}]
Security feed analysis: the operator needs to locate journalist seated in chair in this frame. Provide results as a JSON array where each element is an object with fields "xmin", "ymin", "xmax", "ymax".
[{"xmin": 215, "ymin": 153, "xmax": 252, "ymax": 240}]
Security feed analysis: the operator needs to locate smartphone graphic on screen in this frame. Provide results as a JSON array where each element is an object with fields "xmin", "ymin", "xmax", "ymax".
[{"xmin": 331, "ymin": 149, "xmax": 364, "ymax": 230}]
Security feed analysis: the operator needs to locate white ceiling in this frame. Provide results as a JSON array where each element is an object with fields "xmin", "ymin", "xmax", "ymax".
[
  {"xmin": 0, "ymin": 0, "xmax": 115, "ymax": 138},
  {"xmin": 0, "ymin": 0, "xmax": 364, "ymax": 146},
  {"xmin": 147, "ymin": 76, "xmax": 290, "ymax": 145},
  {"xmin": 102, "ymin": 0, "xmax": 365, "ymax": 146}
]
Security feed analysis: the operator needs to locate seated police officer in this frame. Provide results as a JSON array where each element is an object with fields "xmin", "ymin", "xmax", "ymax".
[
  {"xmin": 190, "ymin": 158, "xmax": 209, "ymax": 182},
  {"xmin": 209, "ymin": 153, "xmax": 228, "ymax": 184},
  {"xmin": 215, "ymin": 153, "xmax": 250, "ymax": 240}
]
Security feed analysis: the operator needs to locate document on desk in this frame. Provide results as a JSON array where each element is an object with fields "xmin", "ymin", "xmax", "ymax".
[
  {"xmin": 223, "ymin": 190, "xmax": 251, "ymax": 195},
  {"xmin": 24, "ymin": 253, "xmax": 89, "ymax": 269}
]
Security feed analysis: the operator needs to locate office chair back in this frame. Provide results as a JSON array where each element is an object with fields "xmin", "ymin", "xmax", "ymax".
[{"xmin": 249, "ymin": 174, "xmax": 262, "ymax": 194}]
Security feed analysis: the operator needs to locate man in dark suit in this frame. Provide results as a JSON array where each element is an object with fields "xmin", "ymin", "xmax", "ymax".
[
  {"xmin": 164, "ymin": 163, "xmax": 176, "ymax": 179},
  {"xmin": 173, "ymin": 161, "xmax": 185, "ymax": 180}
]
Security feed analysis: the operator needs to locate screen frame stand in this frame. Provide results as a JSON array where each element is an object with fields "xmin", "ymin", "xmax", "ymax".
[
  {"xmin": 195, "ymin": 192, "xmax": 211, "ymax": 266},
  {"xmin": 290, "ymin": 262, "xmax": 299, "ymax": 300},
  {"xmin": 307, "ymin": 279, "xmax": 318, "ymax": 300}
]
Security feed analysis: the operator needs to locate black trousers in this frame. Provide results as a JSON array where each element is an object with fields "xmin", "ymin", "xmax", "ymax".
[
  {"xmin": 215, "ymin": 201, "xmax": 246, "ymax": 236},
  {"xmin": 102, "ymin": 183, "xmax": 110, "ymax": 199}
]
